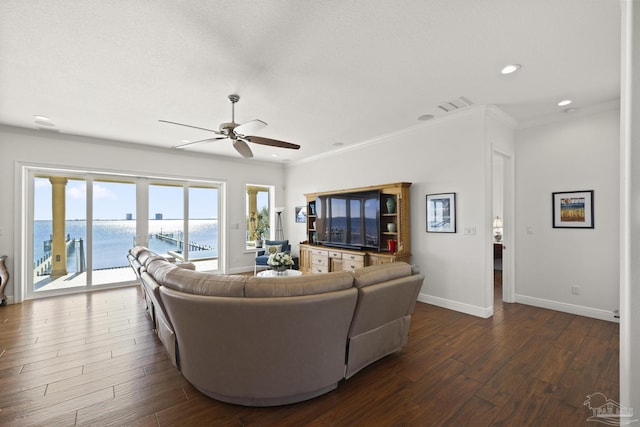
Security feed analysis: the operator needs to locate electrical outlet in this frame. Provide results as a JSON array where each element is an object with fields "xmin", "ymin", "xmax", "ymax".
[
  {"xmin": 464, "ymin": 227, "xmax": 476, "ymax": 235},
  {"xmin": 571, "ymin": 285, "xmax": 580, "ymax": 295}
]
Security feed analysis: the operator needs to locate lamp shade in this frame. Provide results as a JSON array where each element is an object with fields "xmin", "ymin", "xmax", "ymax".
[{"xmin": 493, "ymin": 216, "xmax": 503, "ymax": 228}]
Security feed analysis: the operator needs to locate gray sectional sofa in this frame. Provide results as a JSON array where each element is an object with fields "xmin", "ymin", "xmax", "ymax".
[{"xmin": 127, "ymin": 246, "xmax": 424, "ymax": 407}]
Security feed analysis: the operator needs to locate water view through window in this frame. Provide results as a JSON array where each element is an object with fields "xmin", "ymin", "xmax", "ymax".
[{"xmin": 31, "ymin": 174, "xmax": 220, "ymax": 297}]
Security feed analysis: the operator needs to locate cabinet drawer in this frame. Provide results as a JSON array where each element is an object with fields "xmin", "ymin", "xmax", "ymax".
[
  {"xmin": 312, "ymin": 256, "xmax": 328, "ymax": 267},
  {"xmin": 342, "ymin": 260, "xmax": 365, "ymax": 271},
  {"xmin": 329, "ymin": 251, "xmax": 342, "ymax": 259},
  {"xmin": 343, "ymin": 253, "xmax": 365, "ymax": 262},
  {"xmin": 312, "ymin": 264, "xmax": 329, "ymax": 274},
  {"xmin": 311, "ymin": 249, "xmax": 328, "ymax": 257}
]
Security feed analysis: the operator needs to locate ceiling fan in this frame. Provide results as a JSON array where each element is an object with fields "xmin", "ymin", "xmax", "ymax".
[{"xmin": 159, "ymin": 94, "xmax": 300, "ymax": 158}]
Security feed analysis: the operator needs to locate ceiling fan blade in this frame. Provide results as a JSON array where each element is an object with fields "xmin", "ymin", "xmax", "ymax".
[
  {"xmin": 174, "ymin": 136, "xmax": 227, "ymax": 149},
  {"xmin": 234, "ymin": 119, "xmax": 267, "ymax": 136},
  {"xmin": 233, "ymin": 139, "xmax": 254, "ymax": 158},
  {"xmin": 159, "ymin": 119, "xmax": 223, "ymax": 134},
  {"xmin": 244, "ymin": 135, "xmax": 301, "ymax": 150}
]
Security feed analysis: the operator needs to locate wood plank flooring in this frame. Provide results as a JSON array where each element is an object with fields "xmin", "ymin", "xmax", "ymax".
[{"xmin": 0, "ymin": 276, "xmax": 618, "ymax": 426}]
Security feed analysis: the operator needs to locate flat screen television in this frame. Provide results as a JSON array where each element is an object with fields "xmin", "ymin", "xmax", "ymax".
[{"xmin": 315, "ymin": 190, "xmax": 380, "ymax": 250}]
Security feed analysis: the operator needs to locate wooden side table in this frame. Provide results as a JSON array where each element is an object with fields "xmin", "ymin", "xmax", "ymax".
[{"xmin": 0, "ymin": 255, "xmax": 8, "ymax": 306}]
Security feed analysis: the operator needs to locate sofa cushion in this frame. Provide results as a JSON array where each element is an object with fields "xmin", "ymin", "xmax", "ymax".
[
  {"xmin": 137, "ymin": 250, "xmax": 153, "ymax": 266},
  {"xmin": 176, "ymin": 262, "xmax": 196, "ymax": 270},
  {"xmin": 146, "ymin": 259, "xmax": 178, "ymax": 285},
  {"xmin": 160, "ymin": 268, "xmax": 247, "ymax": 297},
  {"xmin": 245, "ymin": 271, "xmax": 354, "ymax": 297},
  {"xmin": 350, "ymin": 262, "xmax": 413, "ymax": 288},
  {"xmin": 129, "ymin": 245, "xmax": 149, "ymax": 258}
]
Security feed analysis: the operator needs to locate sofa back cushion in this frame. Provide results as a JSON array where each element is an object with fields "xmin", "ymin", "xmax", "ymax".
[
  {"xmin": 245, "ymin": 271, "xmax": 354, "ymax": 297},
  {"xmin": 145, "ymin": 259, "xmax": 177, "ymax": 283},
  {"xmin": 129, "ymin": 245, "xmax": 149, "ymax": 258},
  {"xmin": 350, "ymin": 262, "xmax": 413, "ymax": 288},
  {"xmin": 160, "ymin": 267, "xmax": 247, "ymax": 297}
]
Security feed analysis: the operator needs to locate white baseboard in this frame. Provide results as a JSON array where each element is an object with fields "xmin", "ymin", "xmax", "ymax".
[
  {"xmin": 417, "ymin": 292, "xmax": 493, "ymax": 318},
  {"xmin": 417, "ymin": 292, "xmax": 619, "ymax": 323},
  {"xmin": 515, "ymin": 294, "xmax": 619, "ymax": 323}
]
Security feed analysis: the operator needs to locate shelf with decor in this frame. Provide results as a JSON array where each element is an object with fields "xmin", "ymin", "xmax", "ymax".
[
  {"xmin": 307, "ymin": 200, "xmax": 317, "ymax": 244},
  {"xmin": 300, "ymin": 182, "xmax": 411, "ymax": 273}
]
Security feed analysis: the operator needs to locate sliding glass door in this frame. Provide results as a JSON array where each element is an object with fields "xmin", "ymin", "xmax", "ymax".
[
  {"xmin": 26, "ymin": 168, "xmax": 222, "ymax": 299},
  {"xmin": 148, "ymin": 183, "xmax": 220, "ymax": 268}
]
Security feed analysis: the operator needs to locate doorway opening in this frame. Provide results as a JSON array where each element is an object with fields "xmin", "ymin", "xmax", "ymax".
[{"xmin": 492, "ymin": 150, "xmax": 514, "ymax": 310}]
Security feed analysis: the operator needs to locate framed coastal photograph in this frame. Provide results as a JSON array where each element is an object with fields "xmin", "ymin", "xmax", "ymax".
[
  {"xmin": 295, "ymin": 206, "xmax": 307, "ymax": 223},
  {"xmin": 552, "ymin": 190, "xmax": 594, "ymax": 228},
  {"xmin": 426, "ymin": 193, "xmax": 456, "ymax": 233}
]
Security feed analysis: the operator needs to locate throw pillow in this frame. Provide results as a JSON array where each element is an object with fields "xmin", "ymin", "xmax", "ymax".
[{"xmin": 264, "ymin": 244, "xmax": 282, "ymax": 255}]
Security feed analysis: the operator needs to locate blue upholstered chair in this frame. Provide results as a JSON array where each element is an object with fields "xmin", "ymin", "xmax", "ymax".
[{"xmin": 254, "ymin": 240, "xmax": 298, "ymax": 274}]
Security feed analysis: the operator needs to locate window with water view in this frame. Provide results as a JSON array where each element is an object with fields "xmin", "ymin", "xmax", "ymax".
[{"xmin": 30, "ymin": 171, "xmax": 221, "ymax": 298}]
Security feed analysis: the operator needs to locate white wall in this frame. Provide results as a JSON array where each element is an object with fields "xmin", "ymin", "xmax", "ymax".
[
  {"xmin": 620, "ymin": 0, "xmax": 640, "ymax": 413},
  {"xmin": 515, "ymin": 108, "xmax": 620, "ymax": 320},
  {"xmin": 287, "ymin": 107, "xmax": 499, "ymax": 317},
  {"xmin": 0, "ymin": 125, "xmax": 285, "ymax": 302}
]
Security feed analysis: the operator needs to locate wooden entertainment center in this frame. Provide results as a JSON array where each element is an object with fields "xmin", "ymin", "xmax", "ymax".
[{"xmin": 299, "ymin": 182, "xmax": 411, "ymax": 273}]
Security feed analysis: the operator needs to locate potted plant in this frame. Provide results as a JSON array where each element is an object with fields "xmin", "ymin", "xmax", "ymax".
[{"xmin": 250, "ymin": 211, "xmax": 270, "ymax": 248}]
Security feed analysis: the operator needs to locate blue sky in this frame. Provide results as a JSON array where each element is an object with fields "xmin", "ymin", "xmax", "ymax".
[{"xmin": 34, "ymin": 178, "xmax": 223, "ymax": 220}]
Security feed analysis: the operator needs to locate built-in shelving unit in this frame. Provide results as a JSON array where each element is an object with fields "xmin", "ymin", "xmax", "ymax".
[{"xmin": 300, "ymin": 182, "xmax": 411, "ymax": 273}]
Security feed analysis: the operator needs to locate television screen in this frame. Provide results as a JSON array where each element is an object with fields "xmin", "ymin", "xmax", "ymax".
[{"xmin": 316, "ymin": 190, "xmax": 380, "ymax": 250}]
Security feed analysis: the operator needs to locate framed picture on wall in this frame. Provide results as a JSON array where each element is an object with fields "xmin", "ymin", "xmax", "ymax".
[
  {"xmin": 552, "ymin": 190, "xmax": 594, "ymax": 228},
  {"xmin": 426, "ymin": 193, "xmax": 456, "ymax": 233},
  {"xmin": 295, "ymin": 206, "xmax": 307, "ymax": 223}
]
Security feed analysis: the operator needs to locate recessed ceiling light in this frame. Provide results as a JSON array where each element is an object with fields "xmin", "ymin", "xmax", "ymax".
[
  {"xmin": 181, "ymin": 139, "xmax": 190, "ymax": 143},
  {"xmin": 417, "ymin": 114, "xmax": 434, "ymax": 121},
  {"xmin": 333, "ymin": 142, "xmax": 345, "ymax": 147},
  {"xmin": 33, "ymin": 115, "xmax": 50, "ymax": 121},
  {"xmin": 500, "ymin": 64, "xmax": 521, "ymax": 74},
  {"xmin": 34, "ymin": 120, "xmax": 55, "ymax": 127},
  {"xmin": 271, "ymin": 154, "xmax": 279, "ymax": 157},
  {"xmin": 557, "ymin": 99, "xmax": 572, "ymax": 106},
  {"xmin": 564, "ymin": 108, "xmax": 577, "ymax": 113}
]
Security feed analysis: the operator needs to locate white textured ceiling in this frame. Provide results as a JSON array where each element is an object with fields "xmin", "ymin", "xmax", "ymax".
[{"xmin": 0, "ymin": 0, "xmax": 621, "ymax": 162}]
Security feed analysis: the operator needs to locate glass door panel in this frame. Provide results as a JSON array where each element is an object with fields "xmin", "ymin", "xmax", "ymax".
[
  {"xmin": 148, "ymin": 184, "xmax": 184, "ymax": 259},
  {"xmin": 188, "ymin": 187, "xmax": 219, "ymax": 266},
  {"xmin": 92, "ymin": 180, "xmax": 137, "ymax": 286},
  {"xmin": 32, "ymin": 177, "xmax": 87, "ymax": 293}
]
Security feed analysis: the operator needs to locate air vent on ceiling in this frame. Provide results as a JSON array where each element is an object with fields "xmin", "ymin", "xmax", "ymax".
[{"xmin": 437, "ymin": 96, "xmax": 474, "ymax": 113}]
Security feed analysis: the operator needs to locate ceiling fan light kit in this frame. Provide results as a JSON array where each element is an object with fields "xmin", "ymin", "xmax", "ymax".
[{"xmin": 160, "ymin": 94, "xmax": 300, "ymax": 158}]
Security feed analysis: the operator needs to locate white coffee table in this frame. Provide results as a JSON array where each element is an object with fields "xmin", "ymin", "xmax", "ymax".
[{"xmin": 256, "ymin": 269, "xmax": 303, "ymax": 278}]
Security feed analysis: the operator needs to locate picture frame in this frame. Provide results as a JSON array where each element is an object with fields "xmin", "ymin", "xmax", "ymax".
[
  {"xmin": 295, "ymin": 206, "xmax": 307, "ymax": 223},
  {"xmin": 426, "ymin": 193, "xmax": 456, "ymax": 233},
  {"xmin": 552, "ymin": 190, "xmax": 594, "ymax": 228}
]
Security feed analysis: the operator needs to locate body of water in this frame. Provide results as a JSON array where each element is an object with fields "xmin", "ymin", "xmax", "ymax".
[{"xmin": 34, "ymin": 219, "xmax": 218, "ymax": 271}]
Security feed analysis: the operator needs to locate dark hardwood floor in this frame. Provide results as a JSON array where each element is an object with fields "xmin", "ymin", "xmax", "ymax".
[{"xmin": 0, "ymin": 272, "xmax": 618, "ymax": 426}]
